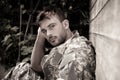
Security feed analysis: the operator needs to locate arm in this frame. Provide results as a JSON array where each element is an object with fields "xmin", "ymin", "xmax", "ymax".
[
  {"xmin": 58, "ymin": 40, "xmax": 95, "ymax": 80},
  {"xmin": 67, "ymin": 43, "xmax": 95, "ymax": 80},
  {"xmin": 31, "ymin": 27, "xmax": 45, "ymax": 72}
]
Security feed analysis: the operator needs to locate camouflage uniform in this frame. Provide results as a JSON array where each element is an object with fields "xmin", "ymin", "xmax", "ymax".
[
  {"xmin": 3, "ymin": 31, "xmax": 95, "ymax": 80},
  {"xmin": 2, "ymin": 62, "xmax": 43, "ymax": 80},
  {"xmin": 41, "ymin": 31, "xmax": 95, "ymax": 80}
]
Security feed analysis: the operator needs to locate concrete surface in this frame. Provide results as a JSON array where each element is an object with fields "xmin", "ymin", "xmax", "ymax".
[{"xmin": 90, "ymin": 0, "xmax": 120, "ymax": 80}]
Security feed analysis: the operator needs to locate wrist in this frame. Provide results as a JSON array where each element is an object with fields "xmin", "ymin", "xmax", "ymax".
[{"xmin": 35, "ymin": 35, "xmax": 45, "ymax": 46}]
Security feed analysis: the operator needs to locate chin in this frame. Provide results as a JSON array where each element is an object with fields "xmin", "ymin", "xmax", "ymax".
[
  {"xmin": 51, "ymin": 44, "xmax": 58, "ymax": 47},
  {"xmin": 50, "ymin": 42, "xmax": 60, "ymax": 47}
]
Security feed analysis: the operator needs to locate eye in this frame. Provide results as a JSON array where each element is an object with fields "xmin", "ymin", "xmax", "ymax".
[
  {"xmin": 48, "ymin": 23, "xmax": 55, "ymax": 30},
  {"xmin": 41, "ymin": 29, "xmax": 47, "ymax": 34}
]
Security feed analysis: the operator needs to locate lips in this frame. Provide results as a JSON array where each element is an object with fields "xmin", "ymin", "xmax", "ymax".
[
  {"xmin": 49, "ymin": 37, "xmax": 56, "ymax": 43},
  {"xmin": 50, "ymin": 39, "xmax": 55, "ymax": 43}
]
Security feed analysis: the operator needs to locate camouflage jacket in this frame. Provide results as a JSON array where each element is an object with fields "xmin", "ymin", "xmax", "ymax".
[
  {"xmin": 3, "ymin": 31, "xmax": 95, "ymax": 80},
  {"xmin": 2, "ymin": 62, "xmax": 43, "ymax": 80},
  {"xmin": 41, "ymin": 31, "xmax": 96, "ymax": 80}
]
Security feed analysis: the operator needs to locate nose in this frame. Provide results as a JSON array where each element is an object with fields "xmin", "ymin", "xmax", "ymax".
[{"xmin": 46, "ymin": 30, "xmax": 52, "ymax": 37}]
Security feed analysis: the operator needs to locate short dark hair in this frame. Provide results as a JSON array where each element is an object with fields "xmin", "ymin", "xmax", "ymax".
[{"xmin": 36, "ymin": 6, "xmax": 66, "ymax": 24}]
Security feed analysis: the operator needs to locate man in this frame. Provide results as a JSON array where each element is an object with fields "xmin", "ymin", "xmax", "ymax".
[
  {"xmin": 3, "ymin": 6, "xmax": 95, "ymax": 80},
  {"xmin": 31, "ymin": 6, "xmax": 95, "ymax": 80}
]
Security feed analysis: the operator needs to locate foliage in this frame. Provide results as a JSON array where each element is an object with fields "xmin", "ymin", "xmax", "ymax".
[
  {"xmin": 0, "ymin": 0, "xmax": 89, "ymax": 68},
  {"xmin": 19, "ymin": 34, "xmax": 36, "ymax": 62},
  {"xmin": 0, "ymin": 23, "xmax": 36, "ymax": 68}
]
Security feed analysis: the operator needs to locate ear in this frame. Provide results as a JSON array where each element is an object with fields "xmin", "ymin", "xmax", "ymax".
[{"xmin": 62, "ymin": 19, "xmax": 69, "ymax": 29}]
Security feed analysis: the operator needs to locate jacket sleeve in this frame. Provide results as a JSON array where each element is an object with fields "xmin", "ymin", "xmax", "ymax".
[
  {"xmin": 59, "ymin": 40, "xmax": 96, "ymax": 80},
  {"xmin": 68, "ymin": 41, "xmax": 95, "ymax": 80}
]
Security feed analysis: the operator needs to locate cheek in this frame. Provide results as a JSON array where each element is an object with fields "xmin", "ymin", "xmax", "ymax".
[
  {"xmin": 58, "ymin": 32, "xmax": 66, "ymax": 41},
  {"xmin": 57, "ymin": 29, "xmax": 65, "ymax": 35},
  {"xmin": 53, "ymin": 25, "xmax": 66, "ymax": 37}
]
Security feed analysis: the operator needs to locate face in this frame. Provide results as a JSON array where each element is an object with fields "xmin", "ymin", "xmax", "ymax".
[{"xmin": 39, "ymin": 15, "xmax": 68, "ymax": 46}]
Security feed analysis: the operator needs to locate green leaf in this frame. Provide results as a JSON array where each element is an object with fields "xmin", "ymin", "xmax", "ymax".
[
  {"xmin": 22, "ymin": 57, "xmax": 30, "ymax": 62},
  {"xmin": 2, "ymin": 34, "xmax": 11, "ymax": 43},
  {"xmin": 10, "ymin": 26, "xmax": 19, "ymax": 32},
  {"xmin": 16, "ymin": 32, "xmax": 23, "ymax": 37},
  {"xmin": 20, "ymin": 4, "xmax": 24, "ymax": 9},
  {"xmin": 5, "ymin": 24, "xmax": 11, "ymax": 30},
  {"xmin": 21, "ymin": 46, "xmax": 27, "ymax": 50},
  {"xmin": 22, "ymin": 10, "xmax": 27, "ymax": 14},
  {"xmin": 21, "ymin": 46, "xmax": 33, "ymax": 56},
  {"xmin": 27, "ymin": 34, "xmax": 36, "ymax": 40},
  {"xmin": 5, "ymin": 43, "xmax": 13, "ymax": 51},
  {"xmin": 18, "ymin": 40, "xmax": 28, "ymax": 46},
  {"xmin": 2, "ymin": 39, "xmax": 12, "ymax": 46}
]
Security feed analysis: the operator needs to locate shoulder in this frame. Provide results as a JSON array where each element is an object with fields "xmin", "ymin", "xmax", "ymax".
[
  {"xmin": 41, "ymin": 47, "xmax": 56, "ymax": 68},
  {"xmin": 67, "ymin": 36, "xmax": 92, "ymax": 51},
  {"xmin": 64, "ymin": 36, "xmax": 95, "ymax": 62}
]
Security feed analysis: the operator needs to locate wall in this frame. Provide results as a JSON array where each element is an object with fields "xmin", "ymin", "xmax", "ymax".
[{"xmin": 90, "ymin": 0, "xmax": 120, "ymax": 80}]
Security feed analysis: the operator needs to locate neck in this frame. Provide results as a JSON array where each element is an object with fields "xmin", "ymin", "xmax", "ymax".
[{"xmin": 66, "ymin": 30, "xmax": 73, "ymax": 41}]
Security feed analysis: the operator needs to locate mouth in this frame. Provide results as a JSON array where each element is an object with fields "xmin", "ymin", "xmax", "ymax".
[
  {"xmin": 49, "ymin": 39, "xmax": 55, "ymax": 43},
  {"xmin": 49, "ymin": 37, "xmax": 56, "ymax": 43}
]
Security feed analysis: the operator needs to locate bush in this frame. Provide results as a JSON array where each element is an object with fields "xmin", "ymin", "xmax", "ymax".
[{"xmin": 0, "ymin": 23, "xmax": 36, "ymax": 68}]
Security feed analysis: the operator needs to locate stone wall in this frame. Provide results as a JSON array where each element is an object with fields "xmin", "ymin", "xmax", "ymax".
[{"xmin": 90, "ymin": 0, "xmax": 120, "ymax": 80}]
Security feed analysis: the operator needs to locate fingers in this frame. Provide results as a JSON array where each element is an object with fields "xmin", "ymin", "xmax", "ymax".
[
  {"xmin": 38, "ymin": 27, "xmax": 41, "ymax": 33},
  {"xmin": 37, "ymin": 27, "xmax": 42, "ymax": 36},
  {"xmin": 37, "ymin": 27, "xmax": 45, "ymax": 40}
]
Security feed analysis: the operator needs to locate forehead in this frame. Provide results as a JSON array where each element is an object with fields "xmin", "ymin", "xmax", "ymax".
[{"xmin": 39, "ymin": 15, "xmax": 60, "ymax": 28}]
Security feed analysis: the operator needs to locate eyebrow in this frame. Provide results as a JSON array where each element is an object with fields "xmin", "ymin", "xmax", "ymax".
[{"xmin": 47, "ymin": 23, "xmax": 56, "ymax": 28}]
